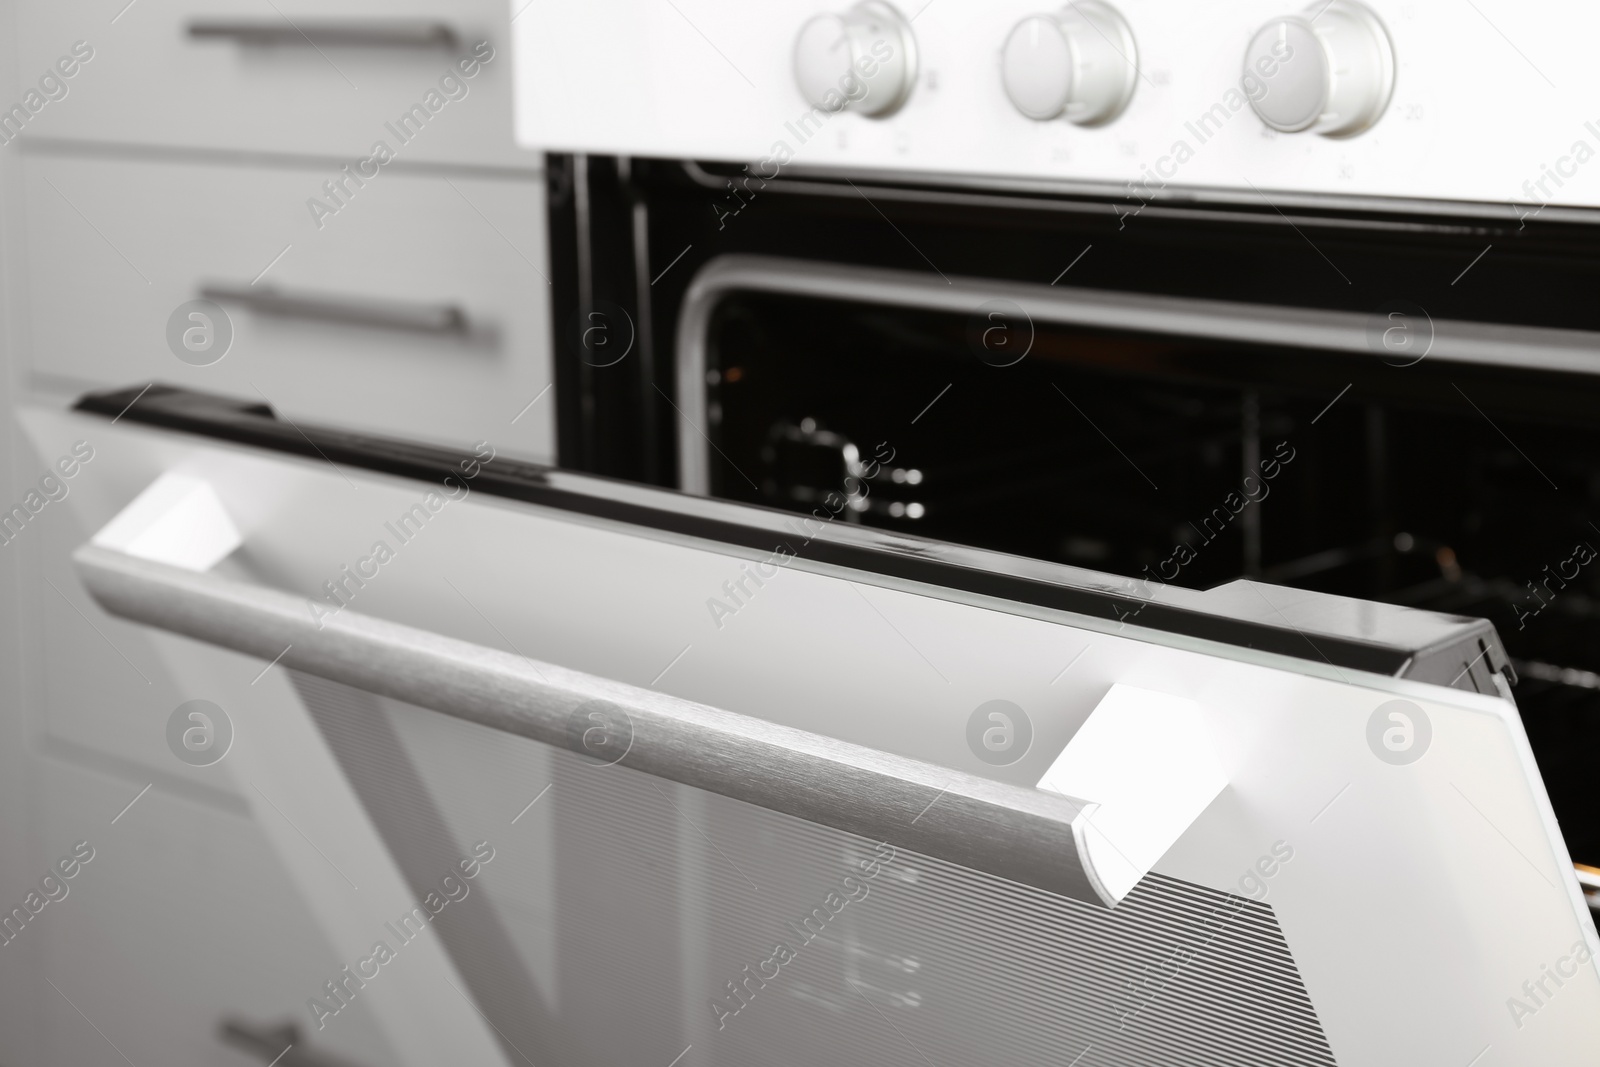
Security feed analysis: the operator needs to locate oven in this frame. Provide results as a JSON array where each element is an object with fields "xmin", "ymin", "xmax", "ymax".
[
  {"xmin": 517, "ymin": 0, "xmax": 1600, "ymax": 1059},
  {"xmin": 6, "ymin": 1, "xmax": 1600, "ymax": 1066},
  {"xmin": 536, "ymin": 26, "xmax": 1600, "ymax": 881}
]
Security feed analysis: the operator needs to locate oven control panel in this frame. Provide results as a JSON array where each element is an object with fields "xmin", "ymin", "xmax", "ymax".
[{"xmin": 513, "ymin": 0, "xmax": 1599, "ymax": 212}]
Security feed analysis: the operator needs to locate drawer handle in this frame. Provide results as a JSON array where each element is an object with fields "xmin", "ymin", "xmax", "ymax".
[
  {"xmin": 73, "ymin": 541, "xmax": 1107, "ymax": 904},
  {"xmin": 220, "ymin": 1018, "xmax": 368, "ymax": 1066},
  {"xmin": 200, "ymin": 284, "xmax": 468, "ymax": 335},
  {"xmin": 188, "ymin": 19, "xmax": 458, "ymax": 49}
]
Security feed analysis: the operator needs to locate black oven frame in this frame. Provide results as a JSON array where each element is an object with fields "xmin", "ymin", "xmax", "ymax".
[{"xmin": 545, "ymin": 153, "xmax": 1600, "ymax": 487}]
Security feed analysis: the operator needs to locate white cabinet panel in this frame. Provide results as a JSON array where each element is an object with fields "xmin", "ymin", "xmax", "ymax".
[
  {"xmin": 15, "ymin": 0, "xmax": 529, "ymax": 167},
  {"xmin": 22, "ymin": 153, "xmax": 553, "ymax": 461},
  {"xmin": 22, "ymin": 759, "xmax": 399, "ymax": 1067}
]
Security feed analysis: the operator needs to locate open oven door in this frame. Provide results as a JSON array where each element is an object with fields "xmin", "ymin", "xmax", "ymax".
[{"xmin": 25, "ymin": 384, "xmax": 1600, "ymax": 1067}]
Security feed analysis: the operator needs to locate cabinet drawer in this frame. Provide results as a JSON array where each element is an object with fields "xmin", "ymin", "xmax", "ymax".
[
  {"xmin": 32, "ymin": 762, "xmax": 398, "ymax": 1067},
  {"xmin": 23, "ymin": 153, "xmax": 554, "ymax": 461},
  {"xmin": 15, "ymin": 0, "xmax": 527, "ymax": 166}
]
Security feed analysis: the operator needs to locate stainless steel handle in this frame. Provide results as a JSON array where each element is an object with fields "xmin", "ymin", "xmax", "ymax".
[
  {"xmin": 73, "ymin": 544, "xmax": 1102, "ymax": 903},
  {"xmin": 220, "ymin": 1019, "xmax": 369, "ymax": 1067},
  {"xmin": 200, "ymin": 284, "xmax": 468, "ymax": 335},
  {"xmin": 188, "ymin": 20, "xmax": 459, "ymax": 49}
]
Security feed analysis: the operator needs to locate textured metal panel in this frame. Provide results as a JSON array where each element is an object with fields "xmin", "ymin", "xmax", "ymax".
[{"xmin": 295, "ymin": 676, "xmax": 1334, "ymax": 1067}]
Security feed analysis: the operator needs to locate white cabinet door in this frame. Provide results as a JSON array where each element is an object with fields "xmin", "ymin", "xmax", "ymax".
[
  {"xmin": 15, "ymin": 0, "xmax": 529, "ymax": 167},
  {"xmin": 22, "ymin": 153, "xmax": 553, "ymax": 460},
  {"xmin": 25, "ymin": 760, "xmax": 405, "ymax": 1067}
]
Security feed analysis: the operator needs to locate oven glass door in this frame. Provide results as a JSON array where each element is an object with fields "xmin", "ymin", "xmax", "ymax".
[{"xmin": 27, "ymin": 394, "xmax": 1597, "ymax": 1066}]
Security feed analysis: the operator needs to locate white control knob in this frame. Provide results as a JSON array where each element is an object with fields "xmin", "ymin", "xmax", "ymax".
[
  {"xmin": 1000, "ymin": 2, "xmax": 1138, "ymax": 125},
  {"xmin": 793, "ymin": 1, "xmax": 918, "ymax": 118},
  {"xmin": 1243, "ymin": 0, "xmax": 1395, "ymax": 137}
]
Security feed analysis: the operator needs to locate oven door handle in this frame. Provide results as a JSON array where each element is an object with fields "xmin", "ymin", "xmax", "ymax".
[{"xmin": 72, "ymin": 543, "xmax": 1107, "ymax": 904}]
